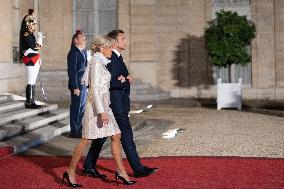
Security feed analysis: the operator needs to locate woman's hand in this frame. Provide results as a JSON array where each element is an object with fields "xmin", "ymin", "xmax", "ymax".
[{"xmin": 99, "ymin": 112, "xmax": 109, "ymax": 125}]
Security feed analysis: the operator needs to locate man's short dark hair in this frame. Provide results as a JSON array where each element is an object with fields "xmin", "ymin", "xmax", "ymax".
[
  {"xmin": 71, "ymin": 30, "xmax": 83, "ymax": 47},
  {"xmin": 106, "ymin": 30, "xmax": 124, "ymax": 40}
]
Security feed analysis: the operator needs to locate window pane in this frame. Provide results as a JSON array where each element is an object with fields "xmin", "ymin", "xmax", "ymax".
[{"xmin": 73, "ymin": 0, "xmax": 117, "ymax": 49}]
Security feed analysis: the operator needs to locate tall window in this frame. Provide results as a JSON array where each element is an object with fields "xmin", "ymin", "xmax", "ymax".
[
  {"xmin": 73, "ymin": 0, "xmax": 117, "ymax": 48},
  {"xmin": 212, "ymin": 0, "xmax": 252, "ymax": 85}
]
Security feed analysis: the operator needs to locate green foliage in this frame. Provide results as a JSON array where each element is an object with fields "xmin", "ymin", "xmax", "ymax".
[{"xmin": 205, "ymin": 10, "xmax": 256, "ymax": 68}]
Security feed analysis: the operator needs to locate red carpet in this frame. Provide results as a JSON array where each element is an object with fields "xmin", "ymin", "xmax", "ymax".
[
  {"xmin": 0, "ymin": 146, "xmax": 14, "ymax": 159},
  {"xmin": 0, "ymin": 155, "xmax": 283, "ymax": 189}
]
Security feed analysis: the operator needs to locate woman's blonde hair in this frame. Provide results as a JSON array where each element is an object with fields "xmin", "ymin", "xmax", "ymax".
[{"xmin": 90, "ymin": 36, "xmax": 114, "ymax": 52}]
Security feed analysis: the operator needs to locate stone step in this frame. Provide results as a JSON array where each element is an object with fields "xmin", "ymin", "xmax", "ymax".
[
  {"xmin": 39, "ymin": 71, "xmax": 67, "ymax": 77},
  {"xmin": 131, "ymin": 92, "xmax": 171, "ymax": 101},
  {"xmin": 0, "ymin": 104, "xmax": 58, "ymax": 126},
  {"xmin": 40, "ymin": 85, "xmax": 164, "ymax": 93},
  {"xmin": 35, "ymin": 81, "xmax": 68, "ymax": 88},
  {"xmin": 34, "ymin": 87, "xmax": 69, "ymax": 94},
  {"xmin": 0, "ymin": 95, "xmax": 9, "ymax": 101},
  {"xmin": 38, "ymin": 75, "xmax": 68, "ymax": 83},
  {"xmin": 132, "ymin": 87, "xmax": 168, "ymax": 95},
  {"xmin": 34, "ymin": 71, "xmax": 171, "ymax": 102},
  {"xmin": 0, "ymin": 118, "xmax": 70, "ymax": 154},
  {"xmin": 0, "ymin": 110, "xmax": 69, "ymax": 140},
  {"xmin": 131, "ymin": 83, "xmax": 152, "ymax": 90},
  {"xmin": 34, "ymin": 90, "xmax": 70, "ymax": 102},
  {"xmin": 0, "ymin": 101, "xmax": 25, "ymax": 112}
]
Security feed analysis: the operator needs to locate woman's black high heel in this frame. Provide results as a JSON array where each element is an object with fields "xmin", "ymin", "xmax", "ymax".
[
  {"xmin": 115, "ymin": 172, "xmax": 137, "ymax": 186},
  {"xmin": 61, "ymin": 171, "xmax": 82, "ymax": 188}
]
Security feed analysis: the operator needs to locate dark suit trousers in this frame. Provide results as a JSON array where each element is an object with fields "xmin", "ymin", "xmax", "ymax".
[
  {"xmin": 69, "ymin": 86, "xmax": 87, "ymax": 137},
  {"xmin": 114, "ymin": 112, "xmax": 144, "ymax": 173},
  {"xmin": 84, "ymin": 112, "xmax": 144, "ymax": 173},
  {"xmin": 84, "ymin": 137, "xmax": 107, "ymax": 169}
]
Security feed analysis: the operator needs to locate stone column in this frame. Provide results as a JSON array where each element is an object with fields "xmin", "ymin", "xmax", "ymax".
[
  {"xmin": 117, "ymin": 0, "xmax": 130, "ymax": 65},
  {"xmin": 251, "ymin": 0, "xmax": 276, "ymax": 89},
  {"xmin": 275, "ymin": 0, "xmax": 284, "ymax": 87},
  {"xmin": 127, "ymin": 0, "xmax": 158, "ymax": 84},
  {"xmin": 38, "ymin": 0, "xmax": 73, "ymax": 70},
  {"xmin": 0, "ymin": 0, "xmax": 27, "ymax": 93},
  {"xmin": 0, "ymin": 0, "xmax": 12, "ymax": 63}
]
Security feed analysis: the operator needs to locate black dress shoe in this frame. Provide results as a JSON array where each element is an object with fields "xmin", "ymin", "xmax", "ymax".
[
  {"xmin": 82, "ymin": 168, "xmax": 107, "ymax": 179},
  {"xmin": 25, "ymin": 102, "xmax": 41, "ymax": 109},
  {"xmin": 134, "ymin": 166, "xmax": 159, "ymax": 178}
]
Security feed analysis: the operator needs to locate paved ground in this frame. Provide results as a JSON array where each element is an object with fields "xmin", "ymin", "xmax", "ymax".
[{"xmin": 22, "ymin": 98, "xmax": 284, "ymax": 159}]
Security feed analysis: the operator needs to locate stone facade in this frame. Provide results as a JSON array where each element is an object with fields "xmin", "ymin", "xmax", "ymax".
[
  {"xmin": 121, "ymin": 0, "xmax": 284, "ymax": 100},
  {"xmin": 0, "ymin": 0, "xmax": 25, "ymax": 93},
  {"xmin": 248, "ymin": 0, "xmax": 284, "ymax": 100},
  {"xmin": 0, "ymin": 0, "xmax": 72, "ymax": 94},
  {"xmin": 38, "ymin": 0, "xmax": 73, "ymax": 70},
  {"xmin": 1, "ymin": 0, "xmax": 284, "ymax": 101}
]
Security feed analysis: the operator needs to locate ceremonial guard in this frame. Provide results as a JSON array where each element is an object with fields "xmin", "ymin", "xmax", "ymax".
[{"xmin": 20, "ymin": 14, "xmax": 42, "ymax": 109}]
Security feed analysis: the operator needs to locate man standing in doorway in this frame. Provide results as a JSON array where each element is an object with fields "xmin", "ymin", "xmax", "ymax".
[
  {"xmin": 83, "ymin": 30, "xmax": 158, "ymax": 178},
  {"xmin": 67, "ymin": 30, "xmax": 88, "ymax": 138}
]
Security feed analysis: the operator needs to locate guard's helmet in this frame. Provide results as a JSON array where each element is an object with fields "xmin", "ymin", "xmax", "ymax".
[{"xmin": 25, "ymin": 15, "xmax": 37, "ymax": 29}]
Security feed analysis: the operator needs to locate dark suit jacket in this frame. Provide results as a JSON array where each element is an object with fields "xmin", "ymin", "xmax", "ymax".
[
  {"xmin": 67, "ymin": 45, "xmax": 88, "ymax": 90},
  {"xmin": 106, "ymin": 52, "xmax": 131, "ymax": 114}
]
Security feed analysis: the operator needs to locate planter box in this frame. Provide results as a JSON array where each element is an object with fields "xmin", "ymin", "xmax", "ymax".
[{"xmin": 217, "ymin": 78, "xmax": 242, "ymax": 110}]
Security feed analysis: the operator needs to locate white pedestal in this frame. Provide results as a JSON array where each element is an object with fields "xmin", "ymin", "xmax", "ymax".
[{"xmin": 217, "ymin": 78, "xmax": 242, "ymax": 110}]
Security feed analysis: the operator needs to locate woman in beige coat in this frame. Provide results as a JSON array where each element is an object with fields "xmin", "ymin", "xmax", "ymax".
[{"xmin": 62, "ymin": 36, "xmax": 136, "ymax": 188}]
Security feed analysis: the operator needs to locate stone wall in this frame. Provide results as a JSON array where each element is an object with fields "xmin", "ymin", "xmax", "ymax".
[
  {"xmin": 120, "ymin": 0, "xmax": 284, "ymax": 100},
  {"xmin": 38, "ymin": 0, "xmax": 73, "ymax": 71},
  {"xmin": 120, "ymin": 0, "xmax": 214, "ymax": 97},
  {"xmin": 0, "ymin": 0, "xmax": 72, "ymax": 94},
  {"xmin": 251, "ymin": 0, "xmax": 275, "ymax": 89},
  {"xmin": 155, "ymin": 0, "xmax": 213, "ymax": 93},
  {"xmin": 275, "ymin": 0, "xmax": 284, "ymax": 88},
  {"xmin": 1, "ymin": 0, "xmax": 284, "ymax": 100},
  {"xmin": 0, "ymin": 0, "xmax": 26, "ymax": 94},
  {"xmin": 245, "ymin": 0, "xmax": 284, "ymax": 100},
  {"xmin": 0, "ymin": 0, "xmax": 12, "ymax": 63},
  {"xmin": 128, "ymin": 0, "xmax": 158, "ymax": 85}
]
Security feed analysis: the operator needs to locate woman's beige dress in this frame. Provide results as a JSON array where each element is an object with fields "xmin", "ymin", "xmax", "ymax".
[{"xmin": 81, "ymin": 52, "xmax": 120, "ymax": 139}]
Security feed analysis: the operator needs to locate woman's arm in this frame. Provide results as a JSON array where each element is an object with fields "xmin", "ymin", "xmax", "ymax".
[{"xmin": 89, "ymin": 60, "xmax": 105, "ymax": 115}]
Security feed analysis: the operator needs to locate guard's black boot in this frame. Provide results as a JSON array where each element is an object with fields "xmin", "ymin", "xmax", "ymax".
[
  {"xmin": 25, "ymin": 84, "xmax": 32, "ymax": 108},
  {"xmin": 25, "ymin": 84, "xmax": 41, "ymax": 109}
]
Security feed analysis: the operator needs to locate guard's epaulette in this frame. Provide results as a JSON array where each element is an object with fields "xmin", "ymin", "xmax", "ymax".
[{"xmin": 24, "ymin": 32, "xmax": 29, "ymax": 37}]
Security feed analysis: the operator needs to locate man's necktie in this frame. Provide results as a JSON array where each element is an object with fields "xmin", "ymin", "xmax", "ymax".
[{"xmin": 118, "ymin": 55, "xmax": 123, "ymax": 63}]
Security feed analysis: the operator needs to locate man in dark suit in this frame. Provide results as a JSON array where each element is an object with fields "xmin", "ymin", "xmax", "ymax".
[
  {"xmin": 82, "ymin": 30, "xmax": 158, "ymax": 179},
  {"xmin": 67, "ymin": 30, "xmax": 88, "ymax": 138}
]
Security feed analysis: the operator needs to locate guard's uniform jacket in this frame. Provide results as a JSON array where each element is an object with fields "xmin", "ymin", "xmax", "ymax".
[{"xmin": 22, "ymin": 31, "xmax": 40, "ymax": 66}]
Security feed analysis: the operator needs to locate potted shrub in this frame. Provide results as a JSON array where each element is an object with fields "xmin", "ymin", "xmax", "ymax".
[{"xmin": 205, "ymin": 10, "xmax": 256, "ymax": 110}]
